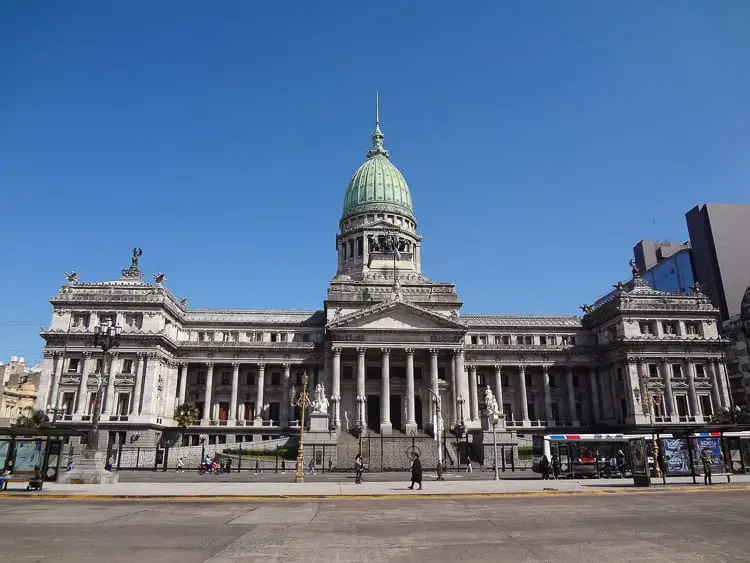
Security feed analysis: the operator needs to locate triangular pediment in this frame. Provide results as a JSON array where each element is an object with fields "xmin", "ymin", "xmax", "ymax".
[{"xmin": 327, "ymin": 300, "xmax": 465, "ymax": 331}]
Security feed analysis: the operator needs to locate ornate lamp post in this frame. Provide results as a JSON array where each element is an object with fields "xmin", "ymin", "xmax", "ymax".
[
  {"xmin": 289, "ymin": 371, "xmax": 311, "ymax": 483},
  {"xmin": 89, "ymin": 321, "xmax": 121, "ymax": 451},
  {"xmin": 645, "ymin": 391, "xmax": 664, "ymax": 481},
  {"xmin": 484, "ymin": 386, "xmax": 502, "ymax": 481}
]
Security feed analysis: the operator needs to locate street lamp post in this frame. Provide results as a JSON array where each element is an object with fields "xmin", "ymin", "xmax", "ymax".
[
  {"xmin": 89, "ymin": 322, "xmax": 121, "ymax": 452},
  {"xmin": 59, "ymin": 320, "xmax": 121, "ymax": 484},
  {"xmin": 290, "ymin": 371, "xmax": 311, "ymax": 483},
  {"xmin": 484, "ymin": 386, "xmax": 501, "ymax": 481}
]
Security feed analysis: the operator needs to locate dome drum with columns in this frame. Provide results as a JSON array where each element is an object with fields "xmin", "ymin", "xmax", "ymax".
[{"xmin": 33, "ymin": 99, "xmax": 731, "ymax": 470}]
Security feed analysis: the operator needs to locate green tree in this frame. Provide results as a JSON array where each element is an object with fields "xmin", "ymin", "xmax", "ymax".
[
  {"xmin": 14, "ymin": 408, "xmax": 52, "ymax": 430},
  {"xmin": 174, "ymin": 403, "xmax": 200, "ymax": 446}
]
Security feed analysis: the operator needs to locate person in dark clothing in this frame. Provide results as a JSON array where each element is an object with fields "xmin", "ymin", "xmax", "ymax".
[
  {"xmin": 435, "ymin": 460, "xmax": 445, "ymax": 481},
  {"xmin": 701, "ymin": 448, "xmax": 712, "ymax": 486},
  {"xmin": 408, "ymin": 454, "xmax": 423, "ymax": 490},
  {"xmin": 551, "ymin": 455, "xmax": 560, "ymax": 480},
  {"xmin": 354, "ymin": 454, "xmax": 364, "ymax": 484},
  {"xmin": 539, "ymin": 455, "xmax": 550, "ymax": 480},
  {"xmin": 224, "ymin": 458, "xmax": 232, "ymax": 473}
]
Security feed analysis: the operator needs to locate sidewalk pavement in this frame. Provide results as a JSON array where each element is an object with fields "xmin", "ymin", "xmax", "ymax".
[{"xmin": 3, "ymin": 473, "xmax": 750, "ymax": 499}]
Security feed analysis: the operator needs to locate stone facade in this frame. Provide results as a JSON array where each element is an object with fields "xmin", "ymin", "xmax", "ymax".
[{"xmin": 35, "ymin": 117, "xmax": 731, "ymax": 460}]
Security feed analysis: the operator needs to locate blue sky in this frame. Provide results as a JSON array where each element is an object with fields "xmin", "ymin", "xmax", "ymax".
[{"xmin": 1, "ymin": 1, "xmax": 749, "ymax": 363}]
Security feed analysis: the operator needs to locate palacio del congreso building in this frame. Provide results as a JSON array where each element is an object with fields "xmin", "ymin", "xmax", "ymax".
[{"xmin": 35, "ymin": 116, "xmax": 731, "ymax": 471}]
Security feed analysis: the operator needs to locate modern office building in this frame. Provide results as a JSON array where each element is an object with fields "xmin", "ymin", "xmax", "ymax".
[
  {"xmin": 686, "ymin": 203, "xmax": 750, "ymax": 322},
  {"xmin": 633, "ymin": 240, "xmax": 695, "ymax": 295}
]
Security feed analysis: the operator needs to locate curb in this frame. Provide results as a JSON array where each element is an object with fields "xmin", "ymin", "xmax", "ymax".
[{"xmin": 2, "ymin": 484, "xmax": 749, "ymax": 501}]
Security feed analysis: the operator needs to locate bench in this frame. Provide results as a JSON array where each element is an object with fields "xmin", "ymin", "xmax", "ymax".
[{"xmin": 0, "ymin": 473, "xmax": 44, "ymax": 492}]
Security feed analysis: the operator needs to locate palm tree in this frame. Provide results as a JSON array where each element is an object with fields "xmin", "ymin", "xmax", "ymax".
[{"xmin": 14, "ymin": 408, "xmax": 52, "ymax": 430}]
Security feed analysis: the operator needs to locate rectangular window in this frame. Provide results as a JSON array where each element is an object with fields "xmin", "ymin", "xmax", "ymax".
[
  {"xmin": 438, "ymin": 367, "xmax": 446, "ymax": 380},
  {"xmin": 116, "ymin": 393, "xmax": 130, "ymax": 415},
  {"xmin": 662, "ymin": 321, "xmax": 677, "ymax": 335},
  {"xmin": 569, "ymin": 337, "xmax": 576, "ymax": 345},
  {"xmin": 648, "ymin": 364, "xmax": 659, "ymax": 378},
  {"xmin": 639, "ymin": 322, "xmax": 651, "ymax": 335},
  {"xmin": 516, "ymin": 335, "xmax": 523, "ymax": 345},
  {"xmin": 695, "ymin": 364, "xmax": 706, "ymax": 378},
  {"xmin": 61, "ymin": 392, "xmax": 75, "ymax": 415},
  {"xmin": 271, "ymin": 333, "xmax": 278, "ymax": 342},
  {"xmin": 122, "ymin": 359, "xmax": 133, "ymax": 374},
  {"xmin": 501, "ymin": 374, "xmax": 509, "ymax": 387},
  {"xmin": 208, "ymin": 435, "xmax": 217, "ymax": 445},
  {"xmin": 477, "ymin": 373, "xmax": 485, "ymax": 386},
  {"xmin": 271, "ymin": 372, "xmax": 281, "ymax": 386},
  {"xmin": 124, "ymin": 313, "xmax": 143, "ymax": 329},
  {"xmin": 539, "ymin": 335, "xmax": 547, "ymax": 345},
  {"xmin": 343, "ymin": 366, "xmax": 353, "ymax": 380},
  {"xmin": 672, "ymin": 364, "xmax": 683, "ymax": 378},
  {"xmin": 549, "ymin": 374, "xmax": 556, "ymax": 387},
  {"xmin": 699, "ymin": 395, "xmax": 713, "ymax": 416},
  {"xmin": 221, "ymin": 371, "xmax": 230, "ymax": 385},
  {"xmin": 197, "ymin": 371, "xmax": 206, "ymax": 385},
  {"xmin": 68, "ymin": 358, "xmax": 80, "ymax": 373},
  {"xmin": 675, "ymin": 395, "xmax": 689, "ymax": 416},
  {"xmin": 548, "ymin": 335, "xmax": 556, "ymax": 345},
  {"xmin": 246, "ymin": 373, "xmax": 255, "ymax": 386},
  {"xmin": 470, "ymin": 335, "xmax": 478, "ymax": 345},
  {"xmin": 524, "ymin": 336, "xmax": 533, "ymax": 345},
  {"xmin": 72, "ymin": 313, "xmax": 90, "ymax": 328},
  {"xmin": 302, "ymin": 332, "xmax": 310, "ymax": 342}
]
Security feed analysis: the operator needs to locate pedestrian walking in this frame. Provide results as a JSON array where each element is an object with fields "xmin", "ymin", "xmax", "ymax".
[
  {"xmin": 308, "ymin": 459, "xmax": 316, "ymax": 475},
  {"xmin": 551, "ymin": 455, "xmax": 560, "ymax": 480},
  {"xmin": 701, "ymin": 448, "xmax": 712, "ymax": 486},
  {"xmin": 540, "ymin": 455, "xmax": 550, "ymax": 480},
  {"xmin": 176, "ymin": 457, "xmax": 184, "ymax": 472},
  {"xmin": 281, "ymin": 459, "xmax": 286, "ymax": 473},
  {"xmin": 354, "ymin": 454, "xmax": 364, "ymax": 484},
  {"xmin": 435, "ymin": 460, "xmax": 445, "ymax": 481},
  {"xmin": 466, "ymin": 456, "xmax": 473, "ymax": 473},
  {"xmin": 224, "ymin": 458, "xmax": 232, "ymax": 474},
  {"xmin": 255, "ymin": 459, "xmax": 261, "ymax": 475},
  {"xmin": 408, "ymin": 454, "xmax": 423, "ymax": 490},
  {"xmin": 328, "ymin": 458, "xmax": 333, "ymax": 473}
]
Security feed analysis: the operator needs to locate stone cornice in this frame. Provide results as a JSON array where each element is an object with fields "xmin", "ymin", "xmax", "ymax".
[{"xmin": 462, "ymin": 315, "xmax": 582, "ymax": 329}]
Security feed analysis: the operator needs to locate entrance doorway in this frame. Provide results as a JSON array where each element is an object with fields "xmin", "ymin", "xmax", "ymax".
[
  {"xmin": 218, "ymin": 403, "xmax": 229, "ymax": 422},
  {"xmin": 390, "ymin": 395, "xmax": 402, "ymax": 431},
  {"xmin": 367, "ymin": 395, "xmax": 380, "ymax": 432}
]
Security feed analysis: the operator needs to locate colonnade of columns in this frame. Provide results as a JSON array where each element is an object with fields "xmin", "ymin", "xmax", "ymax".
[{"xmin": 645, "ymin": 358, "xmax": 731, "ymax": 421}]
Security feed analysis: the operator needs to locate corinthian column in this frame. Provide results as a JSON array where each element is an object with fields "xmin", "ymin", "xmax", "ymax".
[
  {"xmin": 230, "ymin": 362, "xmax": 240, "ymax": 422},
  {"xmin": 469, "ymin": 365, "xmax": 479, "ymax": 423},
  {"xmin": 202, "ymin": 362, "xmax": 214, "ymax": 421},
  {"xmin": 254, "ymin": 363, "xmax": 265, "ymax": 426},
  {"xmin": 380, "ymin": 348, "xmax": 392, "ymax": 435},
  {"xmin": 357, "ymin": 348, "xmax": 367, "ymax": 429},
  {"xmin": 519, "ymin": 365, "xmax": 530, "ymax": 425},
  {"xmin": 405, "ymin": 348, "xmax": 417, "ymax": 432},
  {"xmin": 332, "ymin": 347, "xmax": 342, "ymax": 428}
]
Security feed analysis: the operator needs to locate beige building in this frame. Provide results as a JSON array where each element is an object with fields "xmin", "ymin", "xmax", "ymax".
[
  {"xmin": 34, "ymin": 116, "xmax": 731, "ymax": 463},
  {"xmin": 1, "ymin": 356, "xmax": 41, "ymax": 425}
]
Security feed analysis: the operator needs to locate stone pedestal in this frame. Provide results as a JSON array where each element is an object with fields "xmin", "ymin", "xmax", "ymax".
[
  {"xmin": 405, "ymin": 422, "xmax": 418, "ymax": 435},
  {"xmin": 380, "ymin": 422, "xmax": 393, "ymax": 436},
  {"xmin": 309, "ymin": 412, "xmax": 330, "ymax": 432},
  {"xmin": 58, "ymin": 449, "xmax": 119, "ymax": 485}
]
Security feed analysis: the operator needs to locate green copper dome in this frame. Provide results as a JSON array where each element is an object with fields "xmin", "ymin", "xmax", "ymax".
[{"xmin": 342, "ymin": 117, "xmax": 414, "ymax": 220}]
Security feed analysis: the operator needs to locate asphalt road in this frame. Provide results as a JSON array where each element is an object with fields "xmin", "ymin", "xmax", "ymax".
[
  {"xmin": 4, "ymin": 491, "xmax": 749, "ymax": 562},
  {"xmin": 116, "ymin": 468, "xmax": 540, "ymax": 483}
]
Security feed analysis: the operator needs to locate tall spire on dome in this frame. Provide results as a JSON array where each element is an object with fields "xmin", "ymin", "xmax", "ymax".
[{"xmin": 367, "ymin": 90, "xmax": 389, "ymax": 159}]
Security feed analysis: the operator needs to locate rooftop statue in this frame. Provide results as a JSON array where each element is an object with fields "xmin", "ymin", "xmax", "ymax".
[{"xmin": 131, "ymin": 248, "xmax": 143, "ymax": 269}]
